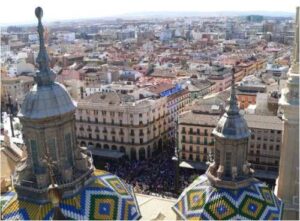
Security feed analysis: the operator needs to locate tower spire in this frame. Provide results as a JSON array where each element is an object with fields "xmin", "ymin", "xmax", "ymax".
[
  {"xmin": 291, "ymin": 6, "xmax": 299, "ymax": 74},
  {"xmin": 226, "ymin": 69, "xmax": 239, "ymax": 115},
  {"xmin": 34, "ymin": 7, "xmax": 55, "ymax": 86}
]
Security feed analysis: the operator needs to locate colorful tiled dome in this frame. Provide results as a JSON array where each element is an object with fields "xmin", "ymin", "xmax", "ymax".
[
  {"xmin": 1, "ymin": 170, "xmax": 141, "ymax": 220},
  {"xmin": 172, "ymin": 175, "xmax": 283, "ymax": 220}
]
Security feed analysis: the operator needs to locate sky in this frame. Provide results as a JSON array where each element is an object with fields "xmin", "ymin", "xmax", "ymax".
[{"xmin": 1, "ymin": 0, "xmax": 299, "ymax": 25}]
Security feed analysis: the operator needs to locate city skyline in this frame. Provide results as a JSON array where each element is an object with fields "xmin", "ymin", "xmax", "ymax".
[{"xmin": 1, "ymin": 0, "xmax": 299, "ymax": 25}]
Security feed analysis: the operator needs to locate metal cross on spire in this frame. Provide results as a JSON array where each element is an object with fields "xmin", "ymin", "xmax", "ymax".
[{"xmin": 34, "ymin": 7, "xmax": 56, "ymax": 86}]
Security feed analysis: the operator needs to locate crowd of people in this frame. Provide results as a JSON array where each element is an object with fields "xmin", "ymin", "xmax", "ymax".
[{"xmin": 104, "ymin": 145, "xmax": 200, "ymax": 198}]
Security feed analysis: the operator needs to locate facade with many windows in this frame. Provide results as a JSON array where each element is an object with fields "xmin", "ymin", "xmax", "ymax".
[
  {"xmin": 245, "ymin": 113, "xmax": 283, "ymax": 178},
  {"xmin": 178, "ymin": 98, "xmax": 224, "ymax": 169},
  {"xmin": 76, "ymin": 92, "xmax": 168, "ymax": 160}
]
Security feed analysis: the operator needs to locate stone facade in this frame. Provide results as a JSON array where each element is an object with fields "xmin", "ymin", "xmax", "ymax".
[
  {"xmin": 275, "ymin": 7, "xmax": 299, "ymax": 220},
  {"xmin": 76, "ymin": 93, "xmax": 169, "ymax": 160},
  {"xmin": 244, "ymin": 114, "xmax": 282, "ymax": 176}
]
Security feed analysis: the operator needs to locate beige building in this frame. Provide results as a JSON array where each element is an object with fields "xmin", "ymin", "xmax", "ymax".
[
  {"xmin": 178, "ymin": 97, "xmax": 225, "ymax": 169},
  {"xmin": 76, "ymin": 92, "xmax": 169, "ymax": 160},
  {"xmin": 178, "ymin": 97, "xmax": 284, "ymax": 179},
  {"xmin": 244, "ymin": 114, "xmax": 282, "ymax": 178},
  {"xmin": 1, "ymin": 76, "xmax": 34, "ymax": 111},
  {"xmin": 0, "ymin": 132, "xmax": 26, "ymax": 193}
]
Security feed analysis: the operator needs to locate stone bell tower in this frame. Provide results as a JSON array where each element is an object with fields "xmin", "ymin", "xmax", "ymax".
[
  {"xmin": 207, "ymin": 72, "xmax": 254, "ymax": 189},
  {"xmin": 275, "ymin": 7, "xmax": 300, "ymax": 220},
  {"xmin": 15, "ymin": 7, "xmax": 93, "ymax": 202}
]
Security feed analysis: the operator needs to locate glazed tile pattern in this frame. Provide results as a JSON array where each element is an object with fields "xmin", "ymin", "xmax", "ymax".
[
  {"xmin": 1, "ymin": 170, "xmax": 141, "ymax": 220},
  {"xmin": 172, "ymin": 175, "xmax": 283, "ymax": 220}
]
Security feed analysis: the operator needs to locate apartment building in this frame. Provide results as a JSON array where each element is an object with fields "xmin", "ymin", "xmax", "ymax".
[
  {"xmin": 146, "ymin": 83, "xmax": 190, "ymax": 137},
  {"xmin": 178, "ymin": 97, "xmax": 225, "ymax": 169},
  {"xmin": 76, "ymin": 92, "xmax": 168, "ymax": 160},
  {"xmin": 1, "ymin": 76, "xmax": 34, "ymax": 112},
  {"xmin": 177, "ymin": 97, "xmax": 282, "ymax": 179},
  {"xmin": 244, "ymin": 114, "xmax": 283, "ymax": 178}
]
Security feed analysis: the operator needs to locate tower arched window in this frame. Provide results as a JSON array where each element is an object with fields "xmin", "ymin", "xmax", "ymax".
[
  {"xmin": 30, "ymin": 140, "xmax": 39, "ymax": 170},
  {"xmin": 47, "ymin": 138, "xmax": 57, "ymax": 161},
  {"xmin": 65, "ymin": 133, "xmax": 73, "ymax": 166}
]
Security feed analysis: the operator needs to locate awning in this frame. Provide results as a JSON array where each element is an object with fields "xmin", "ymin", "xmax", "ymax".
[
  {"xmin": 89, "ymin": 148, "xmax": 125, "ymax": 159},
  {"xmin": 179, "ymin": 161, "xmax": 208, "ymax": 170}
]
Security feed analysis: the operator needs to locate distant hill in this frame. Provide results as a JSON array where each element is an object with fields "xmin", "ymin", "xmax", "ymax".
[{"xmin": 117, "ymin": 11, "xmax": 294, "ymax": 18}]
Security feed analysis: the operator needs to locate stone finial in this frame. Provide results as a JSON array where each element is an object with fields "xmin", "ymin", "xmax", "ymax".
[{"xmin": 35, "ymin": 7, "xmax": 43, "ymax": 20}]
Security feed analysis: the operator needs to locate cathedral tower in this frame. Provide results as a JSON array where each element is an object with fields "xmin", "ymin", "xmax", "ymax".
[
  {"xmin": 1, "ymin": 7, "xmax": 141, "ymax": 220},
  {"xmin": 275, "ymin": 7, "xmax": 300, "ymax": 220}
]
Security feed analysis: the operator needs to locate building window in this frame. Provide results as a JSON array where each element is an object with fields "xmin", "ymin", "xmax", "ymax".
[
  {"xmin": 190, "ymin": 136, "xmax": 193, "ymax": 143},
  {"xmin": 30, "ymin": 140, "xmax": 39, "ymax": 169},
  {"xmin": 225, "ymin": 152, "xmax": 232, "ymax": 176},
  {"xmin": 251, "ymin": 134, "xmax": 255, "ymax": 139},
  {"xmin": 204, "ymin": 129, "xmax": 208, "ymax": 136},
  {"xmin": 131, "ymin": 130, "xmax": 134, "ymax": 136},
  {"xmin": 189, "ymin": 154, "xmax": 193, "ymax": 160},
  {"xmin": 182, "ymin": 145, "xmax": 186, "ymax": 151},
  {"xmin": 204, "ymin": 137, "xmax": 207, "ymax": 145},
  {"xmin": 140, "ymin": 138, "xmax": 143, "ymax": 144},
  {"xmin": 119, "ymin": 120, "xmax": 122, "ymax": 125},
  {"xmin": 189, "ymin": 146, "xmax": 193, "ymax": 151},
  {"xmin": 276, "ymin": 145, "xmax": 280, "ymax": 151},
  {"xmin": 47, "ymin": 138, "xmax": 57, "ymax": 161},
  {"xmin": 197, "ymin": 129, "xmax": 200, "ymax": 134},
  {"xmin": 139, "ymin": 113, "xmax": 142, "ymax": 118},
  {"xmin": 65, "ymin": 133, "xmax": 73, "ymax": 165},
  {"xmin": 197, "ymin": 137, "xmax": 200, "ymax": 144},
  {"xmin": 89, "ymin": 133, "xmax": 92, "ymax": 139},
  {"xmin": 182, "ymin": 135, "xmax": 186, "ymax": 142},
  {"xmin": 269, "ymin": 145, "xmax": 273, "ymax": 150}
]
